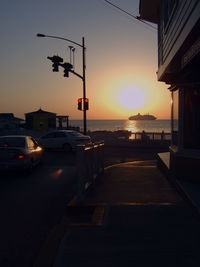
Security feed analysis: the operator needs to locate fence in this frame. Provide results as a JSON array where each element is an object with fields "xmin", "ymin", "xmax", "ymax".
[
  {"xmin": 130, "ymin": 131, "xmax": 171, "ymax": 141},
  {"xmin": 76, "ymin": 141, "xmax": 104, "ymax": 203}
]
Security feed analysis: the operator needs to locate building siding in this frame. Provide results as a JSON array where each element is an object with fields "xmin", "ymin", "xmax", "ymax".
[{"xmin": 158, "ymin": 0, "xmax": 200, "ymax": 80}]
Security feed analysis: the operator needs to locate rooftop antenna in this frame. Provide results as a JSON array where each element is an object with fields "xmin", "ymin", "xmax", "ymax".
[
  {"xmin": 68, "ymin": 46, "xmax": 74, "ymax": 67},
  {"xmin": 72, "ymin": 47, "xmax": 75, "ymax": 70}
]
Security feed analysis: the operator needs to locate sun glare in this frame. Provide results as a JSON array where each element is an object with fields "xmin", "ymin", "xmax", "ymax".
[{"xmin": 117, "ymin": 87, "xmax": 145, "ymax": 110}]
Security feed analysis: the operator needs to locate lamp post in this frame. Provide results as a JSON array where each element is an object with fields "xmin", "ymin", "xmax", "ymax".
[{"xmin": 37, "ymin": 33, "xmax": 87, "ymax": 135}]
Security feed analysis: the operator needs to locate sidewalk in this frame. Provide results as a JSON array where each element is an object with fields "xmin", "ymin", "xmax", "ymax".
[{"xmin": 36, "ymin": 160, "xmax": 200, "ymax": 267}]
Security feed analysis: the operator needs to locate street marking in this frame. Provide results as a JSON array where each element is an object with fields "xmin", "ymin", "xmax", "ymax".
[
  {"xmin": 104, "ymin": 160, "xmax": 157, "ymax": 170},
  {"xmin": 62, "ymin": 206, "xmax": 105, "ymax": 227},
  {"xmin": 68, "ymin": 196, "xmax": 78, "ymax": 206},
  {"xmin": 108, "ymin": 202, "xmax": 176, "ymax": 206},
  {"xmin": 34, "ymin": 224, "xmax": 68, "ymax": 267},
  {"xmin": 92, "ymin": 206, "xmax": 105, "ymax": 226},
  {"xmin": 72, "ymin": 202, "xmax": 176, "ymax": 206}
]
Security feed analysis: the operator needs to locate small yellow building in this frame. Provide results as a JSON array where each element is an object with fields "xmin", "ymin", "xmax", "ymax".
[{"xmin": 25, "ymin": 108, "xmax": 56, "ymax": 131}]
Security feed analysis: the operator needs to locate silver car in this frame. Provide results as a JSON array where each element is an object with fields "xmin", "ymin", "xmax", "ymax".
[
  {"xmin": 0, "ymin": 135, "xmax": 43, "ymax": 172},
  {"xmin": 39, "ymin": 130, "xmax": 91, "ymax": 151}
]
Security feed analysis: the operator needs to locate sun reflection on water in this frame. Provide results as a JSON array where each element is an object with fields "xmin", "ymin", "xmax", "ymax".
[
  {"xmin": 124, "ymin": 120, "xmax": 140, "ymax": 139},
  {"xmin": 124, "ymin": 120, "xmax": 139, "ymax": 133}
]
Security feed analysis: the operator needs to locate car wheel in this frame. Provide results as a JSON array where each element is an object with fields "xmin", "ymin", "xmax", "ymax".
[{"xmin": 63, "ymin": 143, "xmax": 71, "ymax": 152}]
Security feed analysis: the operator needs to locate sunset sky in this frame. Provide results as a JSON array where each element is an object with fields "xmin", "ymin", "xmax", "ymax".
[{"xmin": 0, "ymin": 0, "xmax": 171, "ymax": 120}]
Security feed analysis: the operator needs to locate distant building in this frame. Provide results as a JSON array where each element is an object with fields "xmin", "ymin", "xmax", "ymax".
[
  {"xmin": 57, "ymin": 115, "xmax": 69, "ymax": 129},
  {"xmin": 0, "ymin": 113, "xmax": 24, "ymax": 129},
  {"xmin": 25, "ymin": 108, "xmax": 56, "ymax": 131},
  {"xmin": 139, "ymin": 0, "xmax": 200, "ymax": 179}
]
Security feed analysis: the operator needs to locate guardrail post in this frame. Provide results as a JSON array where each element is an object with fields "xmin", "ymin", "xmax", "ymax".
[
  {"xmin": 100, "ymin": 142, "xmax": 104, "ymax": 174},
  {"xmin": 76, "ymin": 145, "xmax": 85, "ymax": 203},
  {"xmin": 161, "ymin": 131, "xmax": 165, "ymax": 141},
  {"xmin": 86, "ymin": 145, "xmax": 95, "ymax": 189},
  {"xmin": 76, "ymin": 142, "xmax": 104, "ymax": 204}
]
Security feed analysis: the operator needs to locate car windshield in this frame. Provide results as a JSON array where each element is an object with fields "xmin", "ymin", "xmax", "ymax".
[
  {"xmin": 0, "ymin": 137, "xmax": 26, "ymax": 148},
  {"xmin": 68, "ymin": 132, "xmax": 84, "ymax": 137}
]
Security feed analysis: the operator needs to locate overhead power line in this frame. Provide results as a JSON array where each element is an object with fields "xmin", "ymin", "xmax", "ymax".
[{"xmin": 102, "ymin": 0, "xmax": 157, "ymax": 30}]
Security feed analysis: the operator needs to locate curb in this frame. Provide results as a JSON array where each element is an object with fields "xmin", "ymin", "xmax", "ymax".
[{"xmin": 157, "ymin": 155, "xmax": 200, "ymax": 217}]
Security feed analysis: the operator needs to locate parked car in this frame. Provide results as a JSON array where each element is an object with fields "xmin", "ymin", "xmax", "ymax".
[
  {"xmin": 0, "ymin": 135, "xmax": 43, "ymax": 172},
  {"xmin": 38, "ymin": 130, "xmax": 91, "ymax": 151}
]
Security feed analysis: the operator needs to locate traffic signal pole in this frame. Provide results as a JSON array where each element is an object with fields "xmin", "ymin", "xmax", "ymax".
[
  {"xmin": 37, "ymin": 33, "xmax": 87, "ymax": 135},
  {"xmin": 82, "ymin": 37, "xmax": 87, "ymax": 135}
]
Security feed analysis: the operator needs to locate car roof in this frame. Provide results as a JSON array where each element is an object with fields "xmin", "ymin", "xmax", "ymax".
[
  {"xmin": 0, "ymin": 135, "xmax": 30, "ymax": 138},
  {"xmin": 56, "ymin": 130, "xmax": 76, "ymax": 132},
  {"xmin": 44, "ymin": 130, "xmax": 78, "ymax": 134}
]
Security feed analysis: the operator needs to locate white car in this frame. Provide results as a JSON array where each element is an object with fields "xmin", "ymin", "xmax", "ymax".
[{"xmin": 39, "ymin": 130, "xmax": 91, "ymax": 151}]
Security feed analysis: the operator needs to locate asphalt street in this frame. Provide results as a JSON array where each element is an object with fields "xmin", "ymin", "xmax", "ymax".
[
  {"xmin": 0, "ymin": 146, "xmax": 167, "ymax": 267},
  {"xmin": 0, "ymin": 150, "xmax": 76, "ymax": 267}
]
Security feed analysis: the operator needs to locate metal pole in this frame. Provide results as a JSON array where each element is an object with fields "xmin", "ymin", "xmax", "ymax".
[
  {"xmin": 37, "ymin": 33, "xmax": 87, "ymax": 134},
  {"xmin": 82, "ymin": 37, "xmax": 87, "ymax": 135}
]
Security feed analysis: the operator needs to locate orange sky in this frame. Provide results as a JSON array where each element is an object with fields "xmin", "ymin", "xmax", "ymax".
[{"xmin": 0, "ymin": 0, "xmax": 171, "ymax": 120}]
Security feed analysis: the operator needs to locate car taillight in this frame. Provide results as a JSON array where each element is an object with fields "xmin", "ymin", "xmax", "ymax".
[
  {"xmin": 13, "ymin": 153, "xmax": 25, "ymax": 159},
  {"xmin": 18, "ymin": 155, "xmax": 25, "ymax": 159}
]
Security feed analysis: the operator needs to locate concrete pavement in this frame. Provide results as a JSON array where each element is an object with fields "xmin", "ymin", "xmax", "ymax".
[{"xmin": 35, "ymin": 160, "xmax": 200, "ymax": 267}]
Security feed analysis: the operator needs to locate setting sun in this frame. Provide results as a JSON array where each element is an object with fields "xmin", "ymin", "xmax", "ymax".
[
  {"xmin": 117, "ymin": 87, "xmax": 145, "ymax": 110},
  {"xmin": 93, "ymin": 72, "xmax": 170, "ymax": 120}
]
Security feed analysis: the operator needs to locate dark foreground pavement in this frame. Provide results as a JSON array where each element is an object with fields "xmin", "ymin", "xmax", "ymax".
[{"xmin": 35, "ymin": 160, "xmax": 200, "ymax": 267}]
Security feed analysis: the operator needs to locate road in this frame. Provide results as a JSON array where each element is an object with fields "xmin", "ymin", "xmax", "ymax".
[
  {"xmin": 0, "ymin": 150, "xmax": 76, "ymax": 267},
  {"xmin": 0, "ymin": 145, "xmax": 166, "ymax": 267}
]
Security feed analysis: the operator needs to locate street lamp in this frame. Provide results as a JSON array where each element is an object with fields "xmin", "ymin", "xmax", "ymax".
[{"xmin": 37, "ymin": 33, "xmax": 87, "ymax": 135}]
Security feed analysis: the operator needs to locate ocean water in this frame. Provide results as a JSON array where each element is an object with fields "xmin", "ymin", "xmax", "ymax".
[{"xmin": 69, "ymin": 120, "xmax": 171, "ymax": 133}]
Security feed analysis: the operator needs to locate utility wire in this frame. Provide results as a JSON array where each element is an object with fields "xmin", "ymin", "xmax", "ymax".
[{"xmin": 102, "ymin": 0, "xmax": 157, "ymax": 30}]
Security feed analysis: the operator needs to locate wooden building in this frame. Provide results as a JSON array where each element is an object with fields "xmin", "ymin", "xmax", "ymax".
[
  {"xmin": 25, "ymin": 108, "xmax": 56, "ymax": 131},
  {"xmin": 139, "ymin": 0, "xmax": 200, "ymax": 179}
]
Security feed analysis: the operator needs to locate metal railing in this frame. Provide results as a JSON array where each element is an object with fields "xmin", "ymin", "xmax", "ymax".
[
  {"xmin": 130, "ymin": 131, "xmax": 171, "ymax": 141},
  {"xmin": 76, "ymin": 142, "xmax": 104, "ymax": 203}
]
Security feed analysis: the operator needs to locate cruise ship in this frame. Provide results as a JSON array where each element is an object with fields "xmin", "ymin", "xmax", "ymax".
[{"xmin": 128, "ymin": 113, "xmax": 157, "ymax": 120}]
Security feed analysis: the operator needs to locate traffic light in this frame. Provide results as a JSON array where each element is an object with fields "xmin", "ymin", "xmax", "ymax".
[
  {"xmin": 64, "ymin": 68, "xmax": 69, "ymax": 77},
  {"xmin": 78, "ymin": 98, "xmax": 82, "ymax": 110},
  {"xmin": 84, "ymin": 98, "xmax": 89, "ymax": 110},
  {"xmin": 47, "ymin": 55, "xmax": 64, "ymax": 63},
  {"xmin": 63, "ymin": 63, "xmax": 73, "ymax": 78},
  {"xmin": 52, "ymin": 62, "xmax": 59, "ymax": 72},
  {"xmin": 47, "ymin": 55, "xmax": 63, "ymax": 72}
]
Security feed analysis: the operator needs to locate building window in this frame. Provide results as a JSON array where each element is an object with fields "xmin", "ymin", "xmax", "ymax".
[
  {"xmin": 39, "ymin": 121, "xmax": 44, "ymax": 128},
  {"xmin": 172, "ymin": 90, "xmax": 179, "ymax": 145},
  {"xmin": 184, "ymin": 87, "xmax": 200, "ymax": 149}
]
